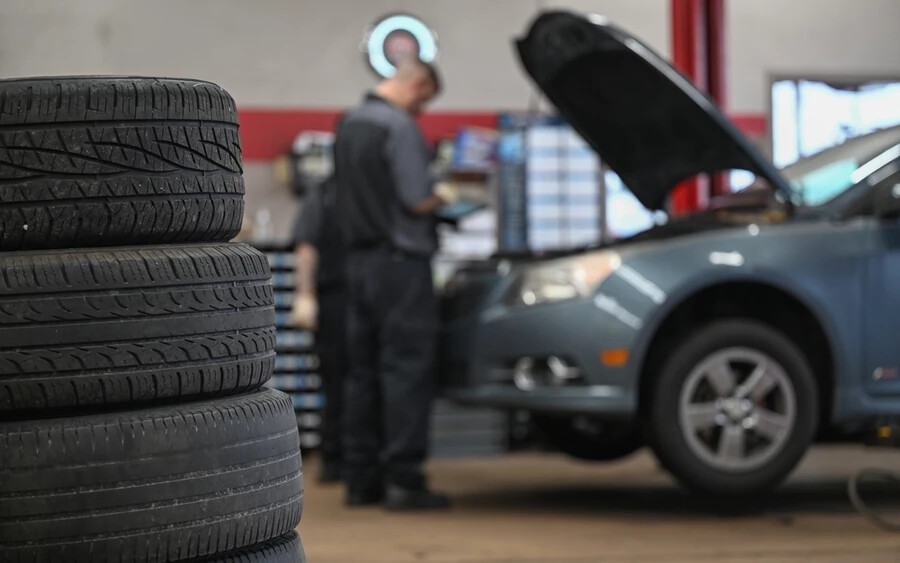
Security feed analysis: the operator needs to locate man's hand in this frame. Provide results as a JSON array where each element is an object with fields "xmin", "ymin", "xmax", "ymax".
[
  {"xmin": 410, "ymin": 182, "xmax": 461, "ymax": 215},
  {"xmin": 291, "ymin": 293, "xmax": 318, "ymax": 330},
  {"xmin": 434, "ymin": 182, "xmax": 461, "ymax": 205}
]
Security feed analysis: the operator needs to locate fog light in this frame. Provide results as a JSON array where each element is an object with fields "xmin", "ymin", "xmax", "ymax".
[
  {"xmin": 513, "ymin": 357, "xmax": 537, "ymax": 391},
  {"xmin": 547, "ymin": 356, "xmax": 581, "ymax": 384},
  {"xmin": 508, "ymin": 356, "xmax": 584, "ymax": 389}
]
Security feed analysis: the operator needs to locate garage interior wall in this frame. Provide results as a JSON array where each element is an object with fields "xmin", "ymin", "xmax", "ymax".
[
  {"xmin": 0, "ymin": 1, "xmax": 670, "ymax": 109},
  {"xmin": 4, "ymin": 0, "xmax": 900, "ymax": 238}
]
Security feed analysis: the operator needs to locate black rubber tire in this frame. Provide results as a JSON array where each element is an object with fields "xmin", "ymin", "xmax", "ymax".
[
  {"xmin": 0, "ymin": 388, "xmax": 303, "ymax": 563},
  {"xmin": 0, "ymin": 243, "xmax": 275, "ymax": 414},
  {"xmin": 191, "ymin": 532, "xmax": 305, "ymax": 563},
  {"xmin": 647, "ymin": 320, "xmax": 818, "ymax": 496},
  {"xmin": 535, "ymin": 415, "xmax": 642, "ymax": 461},
  {"xmin": 0, "ymin": 76, "xmax": 244, "ymax": 251}
]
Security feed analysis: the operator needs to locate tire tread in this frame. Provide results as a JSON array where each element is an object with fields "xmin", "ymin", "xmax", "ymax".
[
  {"xmin": 0, "ymin": 244, "xmax": 276, "ymax": 412},
  {"xmin": 0, "ymin": 389, "xmax": 303, "ymax": 563},
  {"xmin": 0, "ymin": 77, "xmax": 243, "ymax": 250}
]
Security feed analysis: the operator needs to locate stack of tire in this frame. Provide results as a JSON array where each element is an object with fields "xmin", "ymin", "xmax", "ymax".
[{"xmin": 0, "ymin": 77, "xmax": 304, "ymax": 563}]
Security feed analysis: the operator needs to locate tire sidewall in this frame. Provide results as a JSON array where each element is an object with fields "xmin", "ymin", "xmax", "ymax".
[{"xmin": 649, "ymin": 320, "xmax": 818, "ymax": 496}]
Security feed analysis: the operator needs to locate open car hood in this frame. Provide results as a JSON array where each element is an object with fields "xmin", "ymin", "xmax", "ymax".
[{"xmin": 516, "ymin": 10, "xmax": 790, "ymax": 210}]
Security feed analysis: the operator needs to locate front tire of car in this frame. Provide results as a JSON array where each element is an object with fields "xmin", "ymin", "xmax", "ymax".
[{"xmin": 648, "ymin": 320, "xmax": 818, "ymax": 496}]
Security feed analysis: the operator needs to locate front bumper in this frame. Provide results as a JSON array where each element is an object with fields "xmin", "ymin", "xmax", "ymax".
[
  {"xmin": 445, "ymin": 384, "xmax": 634, "ymax": 418},
  {"xmin": 441, "ymin": 290, "xmax": 644, "ymax": 418}
]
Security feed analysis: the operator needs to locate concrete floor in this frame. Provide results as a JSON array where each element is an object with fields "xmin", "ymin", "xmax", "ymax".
[{"xmin": 298, "ymin": 445, "xmax": 900, "ymax": 562}]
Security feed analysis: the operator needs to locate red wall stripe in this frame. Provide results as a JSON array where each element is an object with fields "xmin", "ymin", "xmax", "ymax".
[
  {"xmin": 238, "ymin": 109, "xmax": 342, "ymax": 161},
  {"xmin": 238, "ymin": 108, "xmax": 767, "ymax": 162},
  {"xmin": 730, "ymin": 114, "xmax": 767, "ymax": 138}
]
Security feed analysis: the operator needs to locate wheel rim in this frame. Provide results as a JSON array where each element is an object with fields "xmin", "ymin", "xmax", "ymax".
[{"xmin": 678, "ymin": 347, "xmax": 797, "ymax": 473}]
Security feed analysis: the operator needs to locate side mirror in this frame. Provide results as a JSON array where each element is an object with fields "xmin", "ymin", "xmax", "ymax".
[{"xmin": 875, "ymin": 183, "xmax": 900, "ymax": 219}]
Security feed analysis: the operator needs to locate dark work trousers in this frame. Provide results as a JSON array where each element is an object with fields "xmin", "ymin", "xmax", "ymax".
[
  {"xmin": 343, "ymin": 248, "xmax": 438, "ymax": 492},
  {"xmin": 316, "ymin": 288, "xmax": 347, "ymax": 466}
]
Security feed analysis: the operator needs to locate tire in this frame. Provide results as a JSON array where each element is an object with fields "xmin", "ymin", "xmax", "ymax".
[
  {"xmin": 0, "ymin": 76, "xmax": 243, "ymax": 251},
  {"xmin": 647, "ymin": 320, "xmax": 818, "ymax": 496},
  {"xmin": 0, "ymin": 243, "xmax": 275, "ymax": 414},
  {"xmin": 535, "ymin": 415, "xmax": 642, "ymax": 461},
  {"xmin": 0, "ymin": 388, "xmax": 303, "ymax": 563},
  {"xmin": 191, "ymin": 532, "xmax": 305, "ymax": 563}
]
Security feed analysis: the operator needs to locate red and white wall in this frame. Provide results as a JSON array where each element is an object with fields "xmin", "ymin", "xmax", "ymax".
[{"xmin": 4, "ymin": 0, "xmax": 900, "ymax": 237}]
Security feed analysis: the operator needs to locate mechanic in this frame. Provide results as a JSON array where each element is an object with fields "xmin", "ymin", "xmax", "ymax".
[
  {"xmin": 334, "ymin": 58, "xmax": 458, "ymax": 510},
  {"xmin": 291, "ymin": 173, "xmax": 347, "ymax": 484}
]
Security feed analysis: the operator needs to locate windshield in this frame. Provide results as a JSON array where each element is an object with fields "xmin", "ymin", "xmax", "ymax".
[{"xmin": 780, "ymin": 125, "xmax": 900, "ymax": 206}]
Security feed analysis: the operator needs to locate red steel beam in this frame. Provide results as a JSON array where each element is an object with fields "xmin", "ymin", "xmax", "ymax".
[
  {"xmin": 706, "ymin": 0, "xmax": 731, "ymax": 196},
  {"xmin": 670, "ymin": 0, "xmax": 709, "ymax": 215}
]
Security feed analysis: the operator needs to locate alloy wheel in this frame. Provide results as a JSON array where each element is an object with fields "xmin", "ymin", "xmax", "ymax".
[{"xmin": 678, "ymin": 347, "xmax": 797, "ymax": 472}]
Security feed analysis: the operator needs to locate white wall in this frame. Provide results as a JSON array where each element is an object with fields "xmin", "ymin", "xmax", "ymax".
[
  {"xmin": 728, "ymin": 0, "xmax": 900, "ymax": 113},
  {"xmin": 4, "ymin": 1, "xmax": 900, "ymax": 114},
  {"xmin": 0, "ymin": 0, "xmax": 668, "ymax": 111}
]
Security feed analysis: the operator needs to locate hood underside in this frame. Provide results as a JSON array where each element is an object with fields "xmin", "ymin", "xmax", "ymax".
[{"xmin": 516, "ymin": 11, "xmax": 789, "ymax": 210}]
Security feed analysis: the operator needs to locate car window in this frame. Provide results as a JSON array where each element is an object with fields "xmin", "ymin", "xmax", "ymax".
[
  {"xmin": 781, "ymin": 126, "xmax": 900, "ymax": 207},
  {"xmin": 859, "ymin": 166, "xmax": 900, "ymax": 218},
  {"xmin": 790, "ymin": 158, "xmax": 860, "ymax": 205}
]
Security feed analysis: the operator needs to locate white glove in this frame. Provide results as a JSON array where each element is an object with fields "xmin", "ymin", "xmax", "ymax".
[
  {"xmin": 434, "ymin": 182, "xmax": 461, "ymax": 205},
  {"xmin": 291, "ymin": 293, "xmax": 318, "ymax": 330}
]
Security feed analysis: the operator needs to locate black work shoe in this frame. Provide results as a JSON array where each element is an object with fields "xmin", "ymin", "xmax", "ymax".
[
  {"xmin": 319, "ymin": 460, "xmax": 343, "ymax": 484},
  {"xmin": 346, "ymin": 488, "xmax": 383, "ymax": 507},
  {"xmin": 384, "ymin": 484, "xmax": 451, "ymax": 511}
]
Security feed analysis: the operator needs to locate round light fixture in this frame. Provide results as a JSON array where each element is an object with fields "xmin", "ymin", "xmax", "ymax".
[{"xmin": 363, "ymin": 14, "xmax": 438, "ymax": 78}]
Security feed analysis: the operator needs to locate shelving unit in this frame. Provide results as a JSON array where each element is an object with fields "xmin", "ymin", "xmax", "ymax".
[{"xmin": 261, "ymin": 245, "xmax": 325, "ymax": 450}]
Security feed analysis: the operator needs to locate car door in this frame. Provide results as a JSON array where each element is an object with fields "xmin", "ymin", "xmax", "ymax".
[{"xmin": 864, "ymin": 165, "xmax": 900, "ymax": 396}]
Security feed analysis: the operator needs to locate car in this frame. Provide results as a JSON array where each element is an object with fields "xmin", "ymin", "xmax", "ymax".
[{"xmin": 439, "ymin": 10, "xmax": 900, "ymax": 496}]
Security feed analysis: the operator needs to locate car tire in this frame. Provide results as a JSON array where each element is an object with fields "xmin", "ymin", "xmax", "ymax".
[
  {"xmin": 189, "ymin": 531, "xmax": 305, "ymax": 563},
  {"xmin": 534, "ymin": 415, "xmax": 642, "ymax": 461},
  {"xmin": 0, "ymin": 388, "xmax": 303, "ymax": 563},
  {"xmin": 0, "ymin": 76, "xmax": 243, "ymax": 251},
  {"xmin": 0, "ymin": 243, "xmax": 275, "ymax": 413},
  {"xmin": 648, "ymin": 320, "xmax": 818, "ymax": 496}
]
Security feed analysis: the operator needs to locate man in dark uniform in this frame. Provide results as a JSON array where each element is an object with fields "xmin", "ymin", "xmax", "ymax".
[
  {"xmin": 291, "ymin": 174, "xmax": 347, "ymax": 483},
  {"xmin": 334, "ymin": 59, "xmax": 458, "ymax": 510}
]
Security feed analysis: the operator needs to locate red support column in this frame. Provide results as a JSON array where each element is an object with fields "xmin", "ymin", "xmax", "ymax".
[
  {"xmin": 670, "ymin": 0, "xmax": 709, "ymax": 215},
  {"xmin": 706, "ymin": 0, "xmax": 731, "ymax": 196}
]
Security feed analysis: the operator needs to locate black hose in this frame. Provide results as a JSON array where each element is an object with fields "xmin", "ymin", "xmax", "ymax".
[{"xmin": 848, "ymin": 468, "xmax": 900, "ymax": 532}]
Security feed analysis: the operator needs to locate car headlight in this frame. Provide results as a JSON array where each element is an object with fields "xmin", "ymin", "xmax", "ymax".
[{"xmin": 509, "ymin": 251, "xmax": 622, "ymax": 307}]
